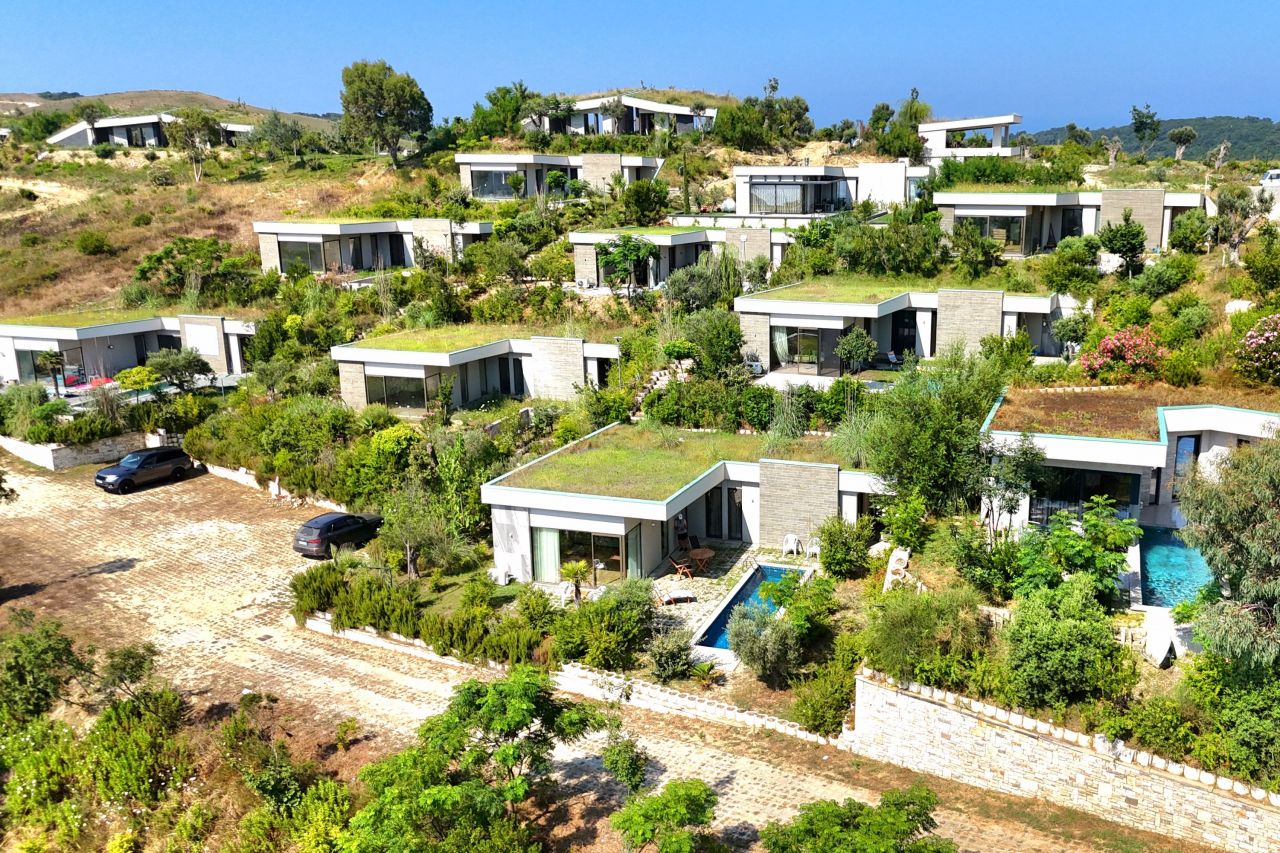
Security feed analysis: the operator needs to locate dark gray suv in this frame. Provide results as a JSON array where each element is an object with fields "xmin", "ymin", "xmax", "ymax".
[
  {"xmin": 293, "ymin": 512, "xmax": 384, "ymax": 559},
  {"xmin": 95, "ymin": 447, "xmax": 193, "ymax": 494}
]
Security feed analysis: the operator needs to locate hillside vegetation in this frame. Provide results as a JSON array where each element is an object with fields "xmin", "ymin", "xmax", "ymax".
[
  {"xmin": 1033, "ymin": 115, "xmax": 1280, "ymax": 162},
  {"xmin": 0, "ymin": 89, "xmax": 333, "ymax": 131}
]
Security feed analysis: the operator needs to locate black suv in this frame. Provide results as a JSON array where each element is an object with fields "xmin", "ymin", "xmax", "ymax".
[
  {"xmin": 95, "ymin": 447, "xmax": 193, "ymax": 494},
  {"xmin": 293, "ymin": 512, "xmax": 384, "ymax": 558}
]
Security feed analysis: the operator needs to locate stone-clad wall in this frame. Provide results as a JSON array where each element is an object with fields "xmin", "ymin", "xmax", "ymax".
[
  {"xmin": 934, "ymin": 289, "xmax": 1002, "ymax": 355},
  {"xmin": 938, "ymin": 206, "xmax": 955, "ymax": 232},
  {"xmin": 0, "ymin": 432, "xmax": 146, "ymax": 471},
  {"xmin": 581, "ymin": 153, "xmax": 623, "ymax": 192},
  {"xmin": 528, "ymin": 337, "xmax": 585, "ymax": 401},
  {"xmin": 258, "ymin": 233, "xmax": 281, "ymax": 273},
  {"xmin": 724, "ymin": 228, "xmax": 771, "ymax": 263},
  {"xmin": 848, "ymin": 674, "xmax": 1280, "ymax": 853},
  {"xmin": 573, "ymin": 244, "xmax": 598, "ymax": 285},
  {"xmin": 739, "ymin": 312, "xmax": 770, "ymax": 365},
  {"xmin": 1101, "ymin": 189, "xmax": 1166, "ymax": 248},
  {"xmin": 337, "ymin": 362, "xmax": 366, "ymax": 411},
  {"xmin": 758, "ymin": 459, "xmax": 838, "ymax": 549}
]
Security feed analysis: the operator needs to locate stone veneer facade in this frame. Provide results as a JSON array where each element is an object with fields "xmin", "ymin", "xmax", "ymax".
[
  {"xmin": 758, "ymin": 459, "xmax": 838, "ymax": 549},
  {"xmin": 738, "ymin": 312, "xmax": 770, "ymax": 366},
  {"xmin": 1101, "ymin": 189, "xmax": 1166, "ymax": 248},
  {"xmin": 580, "ymin": 153, "xmax": 623, "ymax": 192},
  {"xmin": 337, "ymin": 362, "xmax": 367, "ymax": 411},
  {"xmin": 573, "ymin": 244, "xmax": 598, "ymax": 286},
  {"xmin": 527, "ymin": 337, "xmax": 586, "ymax": 400},
  {"xmin": 934, "ymin": 289, "xmax": 1003, "ymax": 355},
  {"xmin": 257, "ymin": 233, "xmax": 281, "ymax": 274},
  {"xmin": 849, "ymin": 674, "xmax": 1280, "ymax": 853},
  {"xmin": 724, "ymin": 227, "xmax": 771, "ymax": 264},
  {"xmin": 177, "ymin": 315, "xmax": 229, "ymax": 374}
]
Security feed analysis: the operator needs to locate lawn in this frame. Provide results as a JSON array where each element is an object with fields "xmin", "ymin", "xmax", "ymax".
[
  {"xmin": 0, "ymin": 306, "xmax": 164, "ymax": 327},
  {"xmin": 498, "ymin": 424, "xmax": 845, "ymax": 500},
  {"xmin": 990, "ymin": 384, "xmax": 1280, "ymax": 440},
  {"xmin": 937, "ymin": 183, "xmax": 1090, "ymax": 195},
  {"xmin": 750, "ymin": 269, "xmax": 1048, "ymax": 304},
  {"xmin": 594, "ymin": 226, "xmax": 708, "ymax": 236},
  {"xmin": 352, "ymin": 323, "xmax": 616, "ymax": 352}
]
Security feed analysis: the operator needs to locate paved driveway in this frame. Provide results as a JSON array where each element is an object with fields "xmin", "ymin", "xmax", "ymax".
[{"xmin": 0, "ymin": 461, "xmax": 1210, "ymax": 853}]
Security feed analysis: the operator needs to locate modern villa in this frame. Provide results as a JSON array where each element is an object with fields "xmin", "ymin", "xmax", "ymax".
[
  {"xmin": 730, "ymin": 161, "xmax": 933, "ymax": 215},
  {"xmin": 480, "ymin": 423, "xmax": 881, "ymax": 585},
  {"xmin": 567, "ymin": 225, "xmax": 796, "ymax": 288},
  {"xmin": 733, "ymin": 279, "xmax": 1078, "ymax": 387},
  {"xmin": 45, "ymin": 113, "xmax": 254, "ymax": 148},
  {"xmin": 0, "ymin": 310, "xmax": 256, "ymax": 387},
  {"xmin": 252, "ymin": 218, "xmax": 493, "ymax": 274},
  {"xmin": 525, "ymin": 94, "xmax": 717, "ymax": 136},
  {"xmin": 984, "ymin": 386, "xmax": 1280, "ymax": 529},
  {"xmin": 918, "ymin": 114, "xmax": 1023, "ymax": 167},
  {"xmin": 330, "ymin": 325, "xmax": 621, "ymax": 411},
  {"xmin": 933, "ymin": 188, "xmax": 1208, "ymax": 255},
  {"xmin": 455, "ymin": 152, "xmax": 664, "ymax": 199}
]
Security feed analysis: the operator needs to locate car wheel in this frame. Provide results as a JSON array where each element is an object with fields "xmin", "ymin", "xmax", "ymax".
[
  {"xmin": 170, "ymin": 467, "xmax": 185, "ymax": 482},
  {"xmin": 118, "ymin": 480, "xmax": 135, "ymax": 495}
]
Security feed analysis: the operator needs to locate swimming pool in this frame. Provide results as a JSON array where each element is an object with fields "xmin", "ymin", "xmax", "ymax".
[
  {"xmin": 696, "ymin": 563, "xmax": 801, "ymax": 650},
  {"xmin": 1139, "ymin": 526, "xmax": 1212, "ymax": 608}
]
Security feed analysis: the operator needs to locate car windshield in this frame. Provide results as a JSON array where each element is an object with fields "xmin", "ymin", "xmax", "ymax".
[{"xmin": 118, "ymin": 453, "xmax": 144, "ymax": 469}]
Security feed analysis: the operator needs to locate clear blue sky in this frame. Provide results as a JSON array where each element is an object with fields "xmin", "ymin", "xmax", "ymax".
[{"xmin": 2, "ymin": 0, "xmax": 1271, "ymax": 131}]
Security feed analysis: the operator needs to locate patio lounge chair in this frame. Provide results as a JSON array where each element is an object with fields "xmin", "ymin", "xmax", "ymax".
[
  {"xmin": 689, "ymin": 535, "xmax": 702, "ymax": 550},
  {"xmin": 557, "ymin": 581, "xmax": 576, "ymax": 608},
  {"xmin": 655, "ymin": 588, "xmax": 697, "ymax": 606},
  {"xmin": 585, "ymin": 586, "xmax": 608, "ymax": 602},
  {"xmin": 669, "ymin": 555, "xmax": 694, "ymax": 580}
]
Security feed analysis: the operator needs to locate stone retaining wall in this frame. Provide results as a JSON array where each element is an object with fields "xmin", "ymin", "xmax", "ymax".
[
  {"xmin": 845, "ymin": 672, "xmax": 1280, "ymax": 853},
  {"xmin": 0, "ymin": 431, "xmax": 146, "ymax": 471},
  {"xmin": 201, "ymin": 462, "xmax": 347, "ymax": 512}
]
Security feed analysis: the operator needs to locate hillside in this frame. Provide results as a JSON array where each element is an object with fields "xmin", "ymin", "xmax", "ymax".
[
  {"xmin": 1032, "ymin": 116, "xmax": 1280, "ymax": 161},
  {"xmin": 0, "ymin": 89, "xmax": 335, "ymax": 132}
]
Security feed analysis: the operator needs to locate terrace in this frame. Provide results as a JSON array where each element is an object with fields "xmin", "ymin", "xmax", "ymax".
[
  {"xmin": 497, "ymin": 425, "xmax": 845, "ymax": 501},
  {"xmin": 990, "ymin": 385, "xmax": 1280, "ymax": 441}
]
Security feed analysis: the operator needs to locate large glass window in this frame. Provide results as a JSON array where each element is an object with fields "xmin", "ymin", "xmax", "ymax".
[
  {"xmin": 626, "ymin": 524, "xmax": 642, "ymax": 579},
  {"xmin": 1061, "ymin": 208, "xmax": 1084, "ymax": 239},
  {"xmin": 532, "ymin": 528, "xmax": 624, "ymax": 586},
  {"xmin": 471, "ymin": 170, "xmax": 516, "ymax": 199},
  {"xmin": 769, "ymin": 326, "xmax": 821, "ymax": 372},
  {"xmin": 1173, "ymin": 435, "xmax": 1200, "ymax": 500},
  {"xmin": 1030, "ymin": 469, "xmax": 1139, "ymax": 525},
  {"xmin": 705, "ymin": 487, "xmax": 723, "ymax": 539},
  {"xmin": 365, "ymin": 374, "xmax": 427, "ymax": 409},
  {"xmin": 750, "ymin": 183, "xmax": 803, "ymax": 214},
  {"xmin": 956, "ymin": 215, "xmax": 1023, "ymax": 251},
  {"xmin": 278, "ymin": 241, "xmax": 324, "ymax": 273},
  {"xmin": 16, "ymin": 350, "xmax": 38, "ymax": 383}
]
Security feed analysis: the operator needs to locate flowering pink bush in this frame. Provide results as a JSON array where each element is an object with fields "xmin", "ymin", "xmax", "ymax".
[
  {"xmin": 1235, "ymin": 314, "xmax": 1280, "ymax": 386},
  {"xmin": 1079, "ymin": 325, "xmax": 1168, "ymax": 381}
]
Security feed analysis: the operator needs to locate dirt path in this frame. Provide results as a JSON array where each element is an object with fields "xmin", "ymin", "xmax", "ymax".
[
  {"xmin": 0, "ymin": 177, "xmax": 92, "ymax": 220},
  {"xmin": 0, "ymin": 462, "xmax": 1209, "ymax": 852}
]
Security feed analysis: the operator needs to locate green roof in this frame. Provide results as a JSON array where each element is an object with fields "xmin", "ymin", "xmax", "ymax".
[
  {"xmin": 750, "ymin": 272, "xmax": 1048, "ymax": 305},
  {"xmin": 0, "ymin": 306, "xmax": 260, "ymax": 328},
  {"xmin": 352, "ymin": 323, "xmax": 613, "ymax": 353},
  {"xmin": 594, "ymin": 226, "xmax": 708, "ymax": 236},
  {"xmin": 499, "ymin": 425, "xmax": 845, "ymax": 501}
]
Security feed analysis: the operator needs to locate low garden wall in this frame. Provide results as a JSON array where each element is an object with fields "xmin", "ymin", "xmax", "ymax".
[
  {"xmin": 301, "ymin": 613, "xmax": 838, "ymax": 746},
  {"xmin": 0, "ymin": 431, "xmax": 146, "ymax": 471},
  {"xmin": 200, "ymin": 462, "xmax": 347, "ymax": 513},
  {"xmin": 843, "ymin": 671, "xmax": 1280, "ymax": 853}
]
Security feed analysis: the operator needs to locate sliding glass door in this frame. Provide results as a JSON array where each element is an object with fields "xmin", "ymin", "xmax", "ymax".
[
  {"xmin": 530, "ymin": 527, "xmax": 626, "ymax": 585},
  {"xmin": 769, "ymin": 327, "xmax": 820, "ymax": 373}
]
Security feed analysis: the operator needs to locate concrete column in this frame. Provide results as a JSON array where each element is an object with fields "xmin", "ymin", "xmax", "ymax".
[
  {"xmin": 228, "ymin": 335, "xmax": 243, "ymax": 374},
  {"xmin": 915, "ymin": 310, "xmax": 935, "ymax": 357},
  {"xmin": 1002, "ymin": 312, "xmax": 1019, "ymax": 337},
  {"xmin": 1162, "ymin": 207, "xmax": 1173, "ymax": 249}
]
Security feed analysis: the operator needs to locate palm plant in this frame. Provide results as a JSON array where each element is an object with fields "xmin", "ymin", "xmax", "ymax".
[
  {"xmin": 34, "ymin": 350, "xmax": 64, "ymax": 396},
  {"xmin": 560, "ymin": 559, "xmax": 592, "ymax": 604}
]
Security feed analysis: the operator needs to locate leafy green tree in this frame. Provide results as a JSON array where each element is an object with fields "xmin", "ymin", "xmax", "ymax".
[
  {"xmin": 1169, "ymin": 208, "xmax": 1211, "ymax": 254},
  {"xmin": 834, "ymin": 327, "xmax": 877, "ymax": 373},
  {"xmin": 168, "ymin": 107, "xmax": 221, "ymax": 182},
  {"xmin": 816, "ymin": 515, "xmax": 876, "ymax": 579},
  {"xmin": 251, "ymin": 110, "xmax": 305, "ymax": 161},
  {"xmin": 1130, "ymin": 103, "xmax": 1161, "ymax": 157},
  {"xmin": 1245, "ymin": 223, "xmax": 1280, "ymax": 300},
  {"xmin": 146, "ymin": 347, "xmax": 214, "ymax": 391},
  {"xmin": 339, "ymin": 59, "xmax": 432, "ymax": 167},
  {"xmin": 602, "ymin": 726, "xmax": 652, "ymax": 794},
  {"xmin": 1179, "ymin": 440, "xmax": 1280, "ymax": 667},
  {"xmin": 378, "ymin": 481, "xmax": 443, "ymax": 578},
  {"xmin": 597, "ymin": 234, "xmax": 660, "ymax": 295},
  {"xmin": 72, "ymin": 99, "xmax": 110, "ymax": 133},
  {"xmin": 34, "ymin": 349, "xmax": 64, "ymax": 396},
  {"xmin": 682, "ymin": 308, "xmax": 744, "ymax": 379},
  {"xmin": 949, "ymin": 220, "xmax": 1002, "ymax": 280},
  {"xmin": 131, "ymin": 235, "xmax": 259, "ymax": 302},
  {"xmin": 1167, "ymin": 125, "xmax": 1198, "ymax": 161},
  {"xmin": 727, "ymin": 605, "xmax": 802, "ymax": 687},
  {"xmin": 0, "ymin": 610, "xmax": 90, "ymax": 726},
  {"xmin": 114, "ymin": 365, "xmax": 161, "ymax": 402},
  {"xmin": 711, "ymin": 102, "xmax": 770, "ymax": 151},
  {"xmin": 506, "ymin": 171, "xmax": 526, "ymax": 198},
  {"xmin": 1005, "ymin": 574, "xmax": 1137, "ymax": 709},
  {"xmin": 761, "ymin": 784, "xmax": 957, "ymax": 853},
  {"xmin": 880, "ymin": 490, "xmax": 929, "ymax": 552},
  {"xmin": 1098, "ymin": 208, "xmax": 1147, "ymax": 276},
  {"xmin": 1014, "ymin": 495, "xmax": 1139, "ymax": 598},
  {"xmin": 1217, "ymin": 182, "xmax": 1276, "ymax": 263},
  {"xmin": 560, "ymin": 559, "xmax": 591, "ymax": 604},
  {"xmin": 1040, "ymin": 235, "xmax": 1102, "ymax": 296},
  {"xmin": 878, "ymin": 88, "xmax": 932, "ymax": 163},
  {"xmin": 619, "ymin": 178, "xmax": 671, "ymax": 226},
  {"xmin": 610, "ymin": 778, "xmax": 718, "ymax": 853},
  {"xmin": 982, "ymin": 433, "xmax": 1046, "ymax": 534}
]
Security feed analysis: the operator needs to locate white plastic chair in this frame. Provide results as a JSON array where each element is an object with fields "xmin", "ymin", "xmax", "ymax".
[
  {"xmin": 805, "ymin": 540, "xmax": 821, "ymax": 559},
  {"xmin": 487, "ymin": 566, "xmax": 511, "ymax": 586},
  {"xmin": 585, "ymin": 585, "xmax": 608, "ymax": 602},
  {"xmin": 782, "ymin": 533, "xmax": 801, "ymax": 556},
  {"xmin": 557, "ymin": 581, "xmax": 576, "ymax": 608}
]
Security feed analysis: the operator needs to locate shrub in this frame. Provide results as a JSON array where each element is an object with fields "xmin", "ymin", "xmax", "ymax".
[
  {"xmin": 131, "ymin": 211, "xmax": 153, "ymax": 227},
  {"xmin": 648, "ymin": 629, "xmax": 693, "ymax": 683},
  {"xmin": 1169, "ymin": 208, "xmax": 1210, "ymax": 253},
  {"xmin": 553, "ymin": 581, "xmax": 655, "ymax": 670},
  {"xmin": 75, "ymin": 230, "xmax": 111, "ymax": 256},
  {"xmin": 817, "ymin": 515, "xmax": 876, "ymax": 579},
  {"xmin": 601, "ymin": 730, "xmax": 651, "ymax": 794},
  {"xmin": 93, "ymin": 142, "xmax": 116, "ymax": 159},
  {"xmin": 20, "ymin": 232, "xmax": 43, "ymax": 247},
  {"xmin": 662, "ymin": 339, "xmax": 698, "ymax": 362},
  {"xmin": 1162, "ymin": 350, "xmax": 1201, "ymax": 387},
  {"xmin": 289, "ymin": 560, "xmax": 348, "ymax": 625},
  {"xmin": 82, "ymin": 689, "xmax": 188, "ymax": 809},
  {"xmin": 1079, "ymin": 325, "xmax": 1167, "ymax": 382},
  {"xmin": 1133, "ymin": 253, "xmax": 1197, "ymax": 299},
  {"xmin": 880, "ymin": 491, "xmax": 929, "ymax": 552},
  {"xmin": 1234, "ymin": 313, "xmax": 1280, "ymax": 386},
  {"xmin": 148, "ymin": 167, "xmax": 176, "ymax": 187},
  {"xmin": 330, "ymin": 572, "xmax": 419, "ymax": 637},
  {"xmin": 860, "ymin": 586, "xmax": 986, "ymax": 687},
  {"xmin": 17, "ymin": 187, "xmax": 37, "ymax": 201},
  {"xmin": 738, "ymin": 384, "xmax": 777, "ymax": 431},
  {"xmin": 792, "ymin": 665, "xmax": 855, "ymax": 736},
  {"xmin": 515, "ymin": 586, "xmax": 557, "ymax": 632},
  {"xmin": 1040, "ymin": 235, "xmax": 1102, "ymax": 295},
  {"xmin": 727, "ymin": 606, "xmax": 802, "ymax": 687}
]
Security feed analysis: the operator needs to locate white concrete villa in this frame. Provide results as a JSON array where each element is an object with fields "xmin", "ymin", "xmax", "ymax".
[
  {"xmin": 733, "ymin": 280, "xmax": 1078, "ymax": 388},
  {"xmin": 46, "ymin": 113, "xmax": 253, "ymax": 148},
  {"xmin": 919, "ymin": 114, "xmax": 1023, "ymax": 167},
  {"xmin": 525, "ymin": 94, "xmax": 717, "ymax": 136},
  {"xmin": 567, "ymin": 225, "xmax": 796, "ymax": 288},
  {"xmin": 455, "ymin": 152, "xmax": 663, "ymax": 199},
  {"xmin": 252, "ymin": 218, "xmax": 493, "ymax": 274},
  {"xmin": 481, "ymin": 422, "xmax": 881, "ymax": 585},
  {"xmin": 0, "ymin": 311, "xmax": 255, "ymax": 387},
  {"xmin": 933, "ymin": 188, "xmax": 1208, "ymax": 255},
  {"xmin": 330, "ymin": 325, "xmax": 620, "ymax": 411}
]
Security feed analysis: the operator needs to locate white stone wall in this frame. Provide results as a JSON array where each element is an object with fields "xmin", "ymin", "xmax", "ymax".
[
  {"xmin": 848, "ymin": 674, "xmax": 1280, "ymax": 853},
  {"xmin": 0, "ymin": 431, "xmax": 146, "ymax": 471}
]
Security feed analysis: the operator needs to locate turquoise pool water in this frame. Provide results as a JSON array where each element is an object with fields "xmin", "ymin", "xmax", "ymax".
[
  {"xmin": 1139, "ymin": 526, "xmax": 1212, "ymax": 607},
  {"xmin": 697, "ymin": 563, "xmax": 800, "ymax": 649}
]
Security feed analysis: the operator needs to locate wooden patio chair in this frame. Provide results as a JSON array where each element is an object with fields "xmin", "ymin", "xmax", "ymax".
[{"xmin": 669, "ymin": 555, "xmax": 694, "ymax": 580}]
